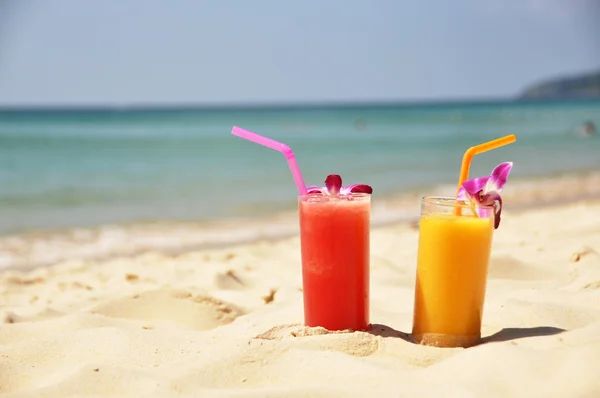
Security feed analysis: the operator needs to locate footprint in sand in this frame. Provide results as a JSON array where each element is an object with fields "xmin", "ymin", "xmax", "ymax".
[
  {"xmin": 583, "ymin": 281, "xmax": 600, "ymax": 290},
  {"xmin": 1, "ymin": 308, "xmax": 64, "ymax": 324},
  {"xmin": 253, "ymin": 324, "xmax": 380, "ymax": 357},
  {"xmin": 571, "ymin": 247, "xmax": 599, "ymax": 263},
  {"xmin": 2, "ymin": 311, "xmax": 18, "ymax": 324},
  {"xmin": 214, "ymin": 269, "xmax": 248, "ymax": 290},
  {"xmin": 91, "ymin": 288, "xmax": 244, "ymax": 331}
]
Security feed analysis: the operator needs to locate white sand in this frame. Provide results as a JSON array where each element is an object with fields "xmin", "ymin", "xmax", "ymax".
[{"xmin": 1, "ymin": 199, "xmax": 600, "ymax": 397}]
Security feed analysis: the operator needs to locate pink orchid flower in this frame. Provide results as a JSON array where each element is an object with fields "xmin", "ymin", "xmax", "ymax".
[
  {"xmin": 306, "ymin": 174, "xmax": 373, "ymax": 196},
  {"xmin": 456, "ymin": 162, "xmax": 513, "ymax": 229}
]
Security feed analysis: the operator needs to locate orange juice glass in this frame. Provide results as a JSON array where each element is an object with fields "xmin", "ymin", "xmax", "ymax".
[
  {"xmin": 299, "ymin": 193, "xmax": 370, "ymax": 331},
  {"xmin": 411, "ymin": 196, "xmax": 495, "ymax": 348}
]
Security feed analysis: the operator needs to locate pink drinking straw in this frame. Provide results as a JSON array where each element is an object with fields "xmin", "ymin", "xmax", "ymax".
[{"xmin": 231, "ymin": 126, "xmax": 308, "ymax": 195}]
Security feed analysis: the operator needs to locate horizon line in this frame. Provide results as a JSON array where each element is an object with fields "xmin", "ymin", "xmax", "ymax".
[{"xmin": 0, "ymin": 95, "xmax": 598, "ymax": 112}]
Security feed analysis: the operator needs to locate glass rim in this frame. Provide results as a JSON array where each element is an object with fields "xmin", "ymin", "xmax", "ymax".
[
  {"xmin": 298, "ymin": 192, "xmax": 372, "ymax": 199},
  {"xmin": 421, "ymin": 195, "xmax": 494, "ymax": 210}
]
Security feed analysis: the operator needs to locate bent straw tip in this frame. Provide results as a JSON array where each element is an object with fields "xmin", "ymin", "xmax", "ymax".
[{"xmin": 281, "ymin": 145, "xmax": 295, "ymax": 159}]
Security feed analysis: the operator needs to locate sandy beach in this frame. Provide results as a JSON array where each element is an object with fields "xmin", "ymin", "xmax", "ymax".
[
  {"xmin": 1, "ymin": 191, "xmax": 600, "ymax": 396},
  {"xmin": 2, "ymin": 2, "xmax": 600, "ymax": 396}
]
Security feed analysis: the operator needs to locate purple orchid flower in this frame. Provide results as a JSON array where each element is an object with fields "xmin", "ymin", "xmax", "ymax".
[
  {"xmin": 456, "ymin": 162, "xmax": 513, "ymax": 229},
  {"xmin": 306, "ymin": 174, "xmax": 373, "ymax": 196}
]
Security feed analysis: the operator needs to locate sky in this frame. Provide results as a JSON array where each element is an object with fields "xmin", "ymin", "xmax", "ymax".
[{"xmin": 0, "ymin": 0, "xmax": 599, "ymax": 107}]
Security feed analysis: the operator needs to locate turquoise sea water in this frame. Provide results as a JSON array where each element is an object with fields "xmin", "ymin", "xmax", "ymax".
[{"xmin": 0, "ymin": 99, "xmax": 599, "ymax": 234}]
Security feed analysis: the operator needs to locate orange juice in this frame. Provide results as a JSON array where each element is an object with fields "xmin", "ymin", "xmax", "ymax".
[{"xmin": 412, "ymin": 198, "xmax": 494, "ymax": 348}]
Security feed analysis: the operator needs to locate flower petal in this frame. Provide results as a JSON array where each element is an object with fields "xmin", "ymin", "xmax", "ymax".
[
  {"xmin": 341, "ymin": 184, "xmax": 373, "ymax": 195},
  {"xmin": 309, "ymin": 175, "xmax": 373, "ymax": 197},
  {"xmin": 479, "ymin": 191, "xmax": 503, "ymax": 229},
  {"xmin": 484, "ymin": 162, "xmax": 513, "ymax": 193},
  {"xmin": 456, "ymin": 186, "xmax": 470, "ymax": 201},
  {"xmin": 462, "ymin": 176, "xmax": 490, "ymax": 196},
  {"xmin": 325, "ymin": 174, "xmax": 342, "ymax": 195},
  {"xmin": 306, "ymin": 186, "xmax": 325, "ymax": 195},
  {"xmin": 456, "ymin": 162, "xmax": 512, "ymax": 229}
]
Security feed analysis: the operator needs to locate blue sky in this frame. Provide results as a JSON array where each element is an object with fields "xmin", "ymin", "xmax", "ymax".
[{"xmin": 0, "ymin": 0, "xmax": 599, "ymax": 106}]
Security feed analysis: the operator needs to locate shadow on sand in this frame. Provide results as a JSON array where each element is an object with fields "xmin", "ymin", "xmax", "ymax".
[
  {"xmin": 367, "ymin": 323, "xmax": 414, "ymax": 342},
  {"xmin": 365, "ymin": 324, "xmax": 566, "ymax": 346},
  {"xmin": 481, "ymin": 326, "xmax": 566, "ymax": 344}
]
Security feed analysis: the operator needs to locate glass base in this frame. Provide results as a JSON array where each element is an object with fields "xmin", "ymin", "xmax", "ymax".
[
  {"xmin": 304, "ymin": 319, "xmax": 370, "ymax": 332},
  {"xmin": 411, "ymin": 332, "xmax": 481, "ymax": 348}
]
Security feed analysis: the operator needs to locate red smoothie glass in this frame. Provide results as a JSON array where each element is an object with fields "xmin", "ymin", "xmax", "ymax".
[{"xmin": 299, "ymin": 192, "xmax": 371, "ymax": 331}]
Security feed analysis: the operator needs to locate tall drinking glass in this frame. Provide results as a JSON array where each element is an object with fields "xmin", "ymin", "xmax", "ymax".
[
  {"xmin": 411, "ymin": 196, "xmax": 495, "ymax": 348},
  {"xmin": 299, "ymin": 193, "xmax": 371, "ymax": 331}
]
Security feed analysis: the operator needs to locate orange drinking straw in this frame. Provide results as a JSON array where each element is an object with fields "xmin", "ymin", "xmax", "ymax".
[{"xmin": 454, "ymin": 134, "xmax": 517, "ymax": 215}]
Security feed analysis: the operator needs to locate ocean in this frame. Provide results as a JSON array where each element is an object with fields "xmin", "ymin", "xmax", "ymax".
[{"xmin": 1, "ymin": 99, "xmax": 599, "ymax": 235}]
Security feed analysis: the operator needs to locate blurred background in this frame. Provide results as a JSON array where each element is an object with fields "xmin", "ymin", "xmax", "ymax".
[{"xmin": 0, "ymin": 0, "xmax": 599, "ymax": 235}]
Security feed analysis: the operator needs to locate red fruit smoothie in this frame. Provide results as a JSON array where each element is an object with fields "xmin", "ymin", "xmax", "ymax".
[{"xmin": 298, "ymin": 193, "xmax": 371, "ymax": 331}]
